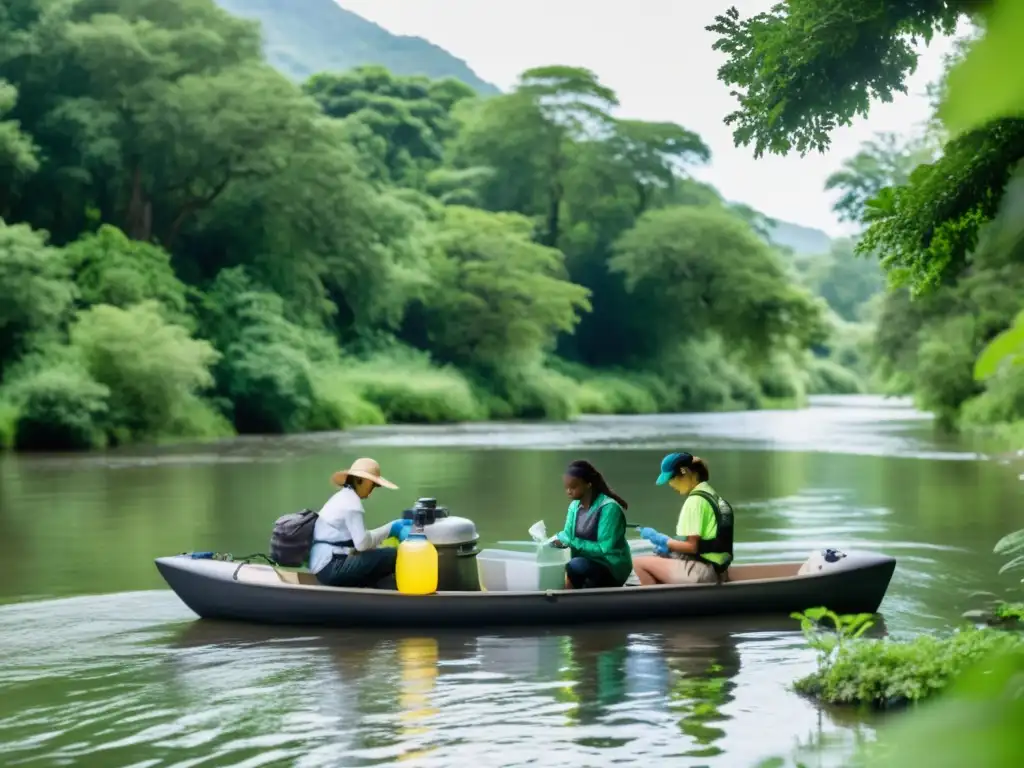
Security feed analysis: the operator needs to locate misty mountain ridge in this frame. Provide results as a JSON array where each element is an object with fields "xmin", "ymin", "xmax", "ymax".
[{"xmin": 213, "ymin": 0, "xmax": 500, "ymax": 94}]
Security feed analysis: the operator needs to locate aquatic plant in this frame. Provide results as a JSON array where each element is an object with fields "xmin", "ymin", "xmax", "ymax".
[{"xmin": 791, "ymin": 608, "xmax": 1021, "ymax": 708}]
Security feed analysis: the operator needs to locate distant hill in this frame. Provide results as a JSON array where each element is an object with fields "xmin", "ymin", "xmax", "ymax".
[
  {"xmin": 767, "ymin": 219, "xmax": 832, "ymax": 256},
  {"xmin": 213, "ymin": 0, "xmax": 501, "ymax": 94}
]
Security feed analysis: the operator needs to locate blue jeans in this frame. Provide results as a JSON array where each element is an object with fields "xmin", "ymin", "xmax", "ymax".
[
  {"xmin": 565, "ymin": 556, "xmax": 619, "ymax": 589},
  {"xmin": 315, "ymin": 548, "xmax": 397, "ymax": 589}
]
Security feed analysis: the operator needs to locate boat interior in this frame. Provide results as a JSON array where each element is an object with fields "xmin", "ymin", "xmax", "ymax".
[{"xmin": 234, "ymin": 561, "xmax": 804, "ymax": 590}]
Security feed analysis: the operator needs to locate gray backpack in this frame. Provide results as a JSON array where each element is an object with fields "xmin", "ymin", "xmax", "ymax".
[
  {"xmin": 269, "ymin": 508, "xmax": 354, "ymax": 566},
  {"xmin": 270, "ymin": 509, "xmax": 319, "ymax": 566}
]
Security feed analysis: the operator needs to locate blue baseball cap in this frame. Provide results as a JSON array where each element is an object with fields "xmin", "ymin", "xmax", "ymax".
[{"xmin": 656, "ymin": 452, "xmax": 694, "ymax": 486}]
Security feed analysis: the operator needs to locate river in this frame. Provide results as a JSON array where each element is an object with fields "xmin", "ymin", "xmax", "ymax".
[{"xmin": 0, "ymin": 395, "xmax": 1021, "ymax": 767}]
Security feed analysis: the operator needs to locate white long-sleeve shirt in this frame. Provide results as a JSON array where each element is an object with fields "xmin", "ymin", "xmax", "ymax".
[{"xmin": 308, "ymin": 487, "xmax": 389, "ymax": 573}]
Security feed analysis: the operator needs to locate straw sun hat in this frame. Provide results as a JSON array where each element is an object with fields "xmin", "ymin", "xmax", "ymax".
[{"xmin": 331, "ymin": 457, "xmax": 398, "ymax": 490}]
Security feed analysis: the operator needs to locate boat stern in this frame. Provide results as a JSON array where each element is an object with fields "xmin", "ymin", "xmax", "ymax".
[{"xmin": 825, "ymin": 549, "xmax": 898, "ymax": 614}]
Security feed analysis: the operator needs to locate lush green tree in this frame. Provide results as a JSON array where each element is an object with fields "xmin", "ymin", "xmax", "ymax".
[
  {"xmin": 198, "ymin": 267, "xmax": 330, "ymax": 434},
  {"xmin": 70, "ymin": 300, "xmax": 221, "ymax": 442},
  {"xmin": 706, "ymin": 1, "xmax": 974, "ymax": 158},
  {"xmin": 412, "ymin": 206, "xmax": 591, "ymax": 371},
  {"xmin": 825, "ymin": 132, "xmax": 937, "ymax": 223},
  {"xmin": 859, "ymin": 118, "xmax": 1024, "ymax": 292},
  {"xmin": 178, "ymin": 112, "xmax": 437, "ymax": 335},
  {"xmin": 604, "ymin": 119, "xmax": 710, "ymax": 215},
  {"xmin": 304, "ymin": 65, "xmax": 476, "ymax": 185},
  {"xmin": 1, "ymin": 0, "xmax": 266, "ymax": 243},
  {"xmin": 449, "ymin": 65, "xmax": 619, "ymax": 248},
  {"xmin": 609, "ymin": 205, "xmax": 828, "ymax": 362},
  {"xmin": 871, "ymin": 251, "xmax": 1024, "ymax": 412},
  {"xmin": 707, "ymin": 2, "xmax": 1020, "ymax": 295},
  {"xmin": 708, "ymin": 0, "xmax": 1024, "ymax": 440},
  {"xmin": 0, "ymin": 219, "xmax": 76, "ymax": 377},
  {"xmin": 803, "ymin": 238, "xmax": 885, "ymax": 321},
  {"xmin": 63, "ymin": 224, "xmax": 193, "ymax": 326},
  {"xmin": 5, "ymin": 361, "xmax": 110, "ymax": 451},
  {"xmin": 0, "ymin": 79, "xmax": 38, "ymax": 218},
  {"xmin": 446, "ymin": 66, "xmax": 722, "ymax": 373}
]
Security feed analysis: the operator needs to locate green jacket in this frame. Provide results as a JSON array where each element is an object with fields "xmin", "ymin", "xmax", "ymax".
[{"xmin": 557, "ymin": 493, "xmax": 632, "ymax": 585}]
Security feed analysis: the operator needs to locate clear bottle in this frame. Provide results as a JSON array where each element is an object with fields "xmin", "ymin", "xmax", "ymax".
[{"xmin": 396, "ymin": 510, "xmax": 439, "ymax": 595}]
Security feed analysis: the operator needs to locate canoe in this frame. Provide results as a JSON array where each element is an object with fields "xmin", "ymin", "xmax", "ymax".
[{"xmin": 154, "ymin": 549, "xmax": 896, "ymax": 629}]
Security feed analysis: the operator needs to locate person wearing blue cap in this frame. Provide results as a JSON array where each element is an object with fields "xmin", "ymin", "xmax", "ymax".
[{"xmin": 632, "ymin": 451, "xmax": 734, "ymax": 585}]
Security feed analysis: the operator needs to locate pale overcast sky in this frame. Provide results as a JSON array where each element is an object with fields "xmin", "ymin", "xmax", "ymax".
[{"xmin": 338, "ymin": 0, "xmax": 967, "ymax": 236}]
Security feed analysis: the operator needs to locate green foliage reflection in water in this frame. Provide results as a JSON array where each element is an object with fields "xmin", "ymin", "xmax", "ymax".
[{"xmin": 669, "ymin": 661, "xmax": 730, "ymax": 759}]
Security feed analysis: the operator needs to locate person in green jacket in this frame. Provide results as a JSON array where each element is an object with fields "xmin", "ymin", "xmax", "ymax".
[{"xmin": 551, "ymin": 460, "xmax": 633, "ymax": 589}]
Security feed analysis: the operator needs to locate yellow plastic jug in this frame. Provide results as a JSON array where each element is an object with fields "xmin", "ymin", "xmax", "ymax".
[{"xmin": 396, "ymin": 531, "xmax": 438, "ymax": 595}]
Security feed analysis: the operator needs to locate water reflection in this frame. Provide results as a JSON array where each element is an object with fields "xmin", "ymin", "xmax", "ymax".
[
  {"xmin": 166, "ymin": 615, "xmax": 846, "ymax": 766},
  {"xmin": 0, "ymin": 582, "xmax": 896, "ymax": 768},
  {"xmin": 396, "ymin": 637, "xmax": 440, "ymax": 762}
]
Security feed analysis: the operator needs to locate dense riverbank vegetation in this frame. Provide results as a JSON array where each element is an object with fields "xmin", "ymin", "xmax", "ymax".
[
  {"xmin": 790, "ymin": 608, "xmax": 1021, "ymax": 709},
  {"xmin": 0, "ymin": 0, "xmax": 869, "ymax": 452},
  {"xmin": 714, "ymin": 3, "xmax": 1024, "ymax": 763},
  {"xmin": 709, "ymin": 0, "xmax": 1024, "ymax": 448}
]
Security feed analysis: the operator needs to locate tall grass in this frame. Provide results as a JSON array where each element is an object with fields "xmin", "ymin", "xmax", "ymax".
[
  {"xmin": 314, "ymin": 351, "xmax": 485, "ymax": 425},
  {"xmin": 0, "ymin": 337, "xmax": 873, "ymax": 450}
]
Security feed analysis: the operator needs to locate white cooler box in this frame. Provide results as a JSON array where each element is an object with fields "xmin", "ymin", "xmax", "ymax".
[{"xmin": 476, "ymin": 547, "xmax": 569, "ymax": 591}]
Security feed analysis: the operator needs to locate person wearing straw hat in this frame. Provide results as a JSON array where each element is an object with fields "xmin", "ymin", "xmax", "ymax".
[{"xmin": 309, "ymin": 457, "xmax": 409, "ymax": 588}]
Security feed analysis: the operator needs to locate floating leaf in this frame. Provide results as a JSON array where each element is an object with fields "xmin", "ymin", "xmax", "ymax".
[{"xmin": 941, "ymin": 0, "xmax": 1024, "ymax": 137}]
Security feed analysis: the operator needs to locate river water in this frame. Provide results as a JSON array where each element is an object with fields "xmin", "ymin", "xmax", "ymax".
[{"xmin": 0, "ymin": 395, "xmax": 1021, "ymax": 767}]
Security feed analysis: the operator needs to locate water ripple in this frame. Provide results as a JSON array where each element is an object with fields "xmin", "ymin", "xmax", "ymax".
[
  {"xmin": 1, "ymin": 589, "xmax": 868, "ymax": 767},
  {"xmin": 1, "ymin": 395, "xmax": 1016, "ymax": 767}
]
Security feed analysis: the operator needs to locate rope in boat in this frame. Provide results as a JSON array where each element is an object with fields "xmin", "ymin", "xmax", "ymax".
[
  {"xmin": 180, "ymin": 551, "xmax": 277, "ymax": 565},
  {"xmin": 180, "ymin": 551, "xmax": 280, "ymax": 580}
]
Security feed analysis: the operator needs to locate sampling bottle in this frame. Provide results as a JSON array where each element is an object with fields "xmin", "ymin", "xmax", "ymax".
[{"xmin": 396, "ymin": 510, "xmax": 439, "ymax": 595}]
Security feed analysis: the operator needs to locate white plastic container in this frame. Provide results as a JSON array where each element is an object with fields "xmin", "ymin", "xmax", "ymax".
[{"xmin": 476, "ymin": 548, "xmax": 569, "ymax": 591}]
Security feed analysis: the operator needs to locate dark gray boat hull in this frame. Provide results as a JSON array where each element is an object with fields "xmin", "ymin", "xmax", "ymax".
[{"xmin": 155, "ymin": 551, "xmax": 897, "ymax": 629}]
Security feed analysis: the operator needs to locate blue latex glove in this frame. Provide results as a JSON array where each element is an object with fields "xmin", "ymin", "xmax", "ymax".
[
  {"xmin": 639, "ymin": 527, "xmax": 670, "ymax": 553},
  {"xmin": 388, "ymin": 519, "xmax": 413, "ymax": 541},
  {"xmin": 555, "ymin": 531, "xmax": 571, "ymax": 547}
]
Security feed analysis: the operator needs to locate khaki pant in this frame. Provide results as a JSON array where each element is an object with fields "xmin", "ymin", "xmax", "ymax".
[{"xmin": 663, "ymin": 558, "xmax": 720, "ymax": 584}]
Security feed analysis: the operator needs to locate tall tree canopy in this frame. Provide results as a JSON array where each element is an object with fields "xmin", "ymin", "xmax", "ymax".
[{"xmin": 706, "ymin": 1, "xmax": 976, "ymax": 158}]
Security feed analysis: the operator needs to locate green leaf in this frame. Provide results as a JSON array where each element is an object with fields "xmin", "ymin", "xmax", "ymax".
[
  {"xmin": 973, "ymin": 323, "xmax": 1024, "ymax": 380},
  {"xmin": 998, "ymin": 554, "xmax": 1024, "ymax": 575},
  {"xmin": 974, "ymin": 309, "xmax": 1024, "ymax": 381},
  {"xmin": 994, "ymin": 529, "xmax": 1024, "ymax": 557},
  {"xmin": 941, "ymin": 0, "xmax": 1024, "ymax": 138},
  {"xmin": 863, "ymin": 645, "xmax": 1024, "ymax": 767}
]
